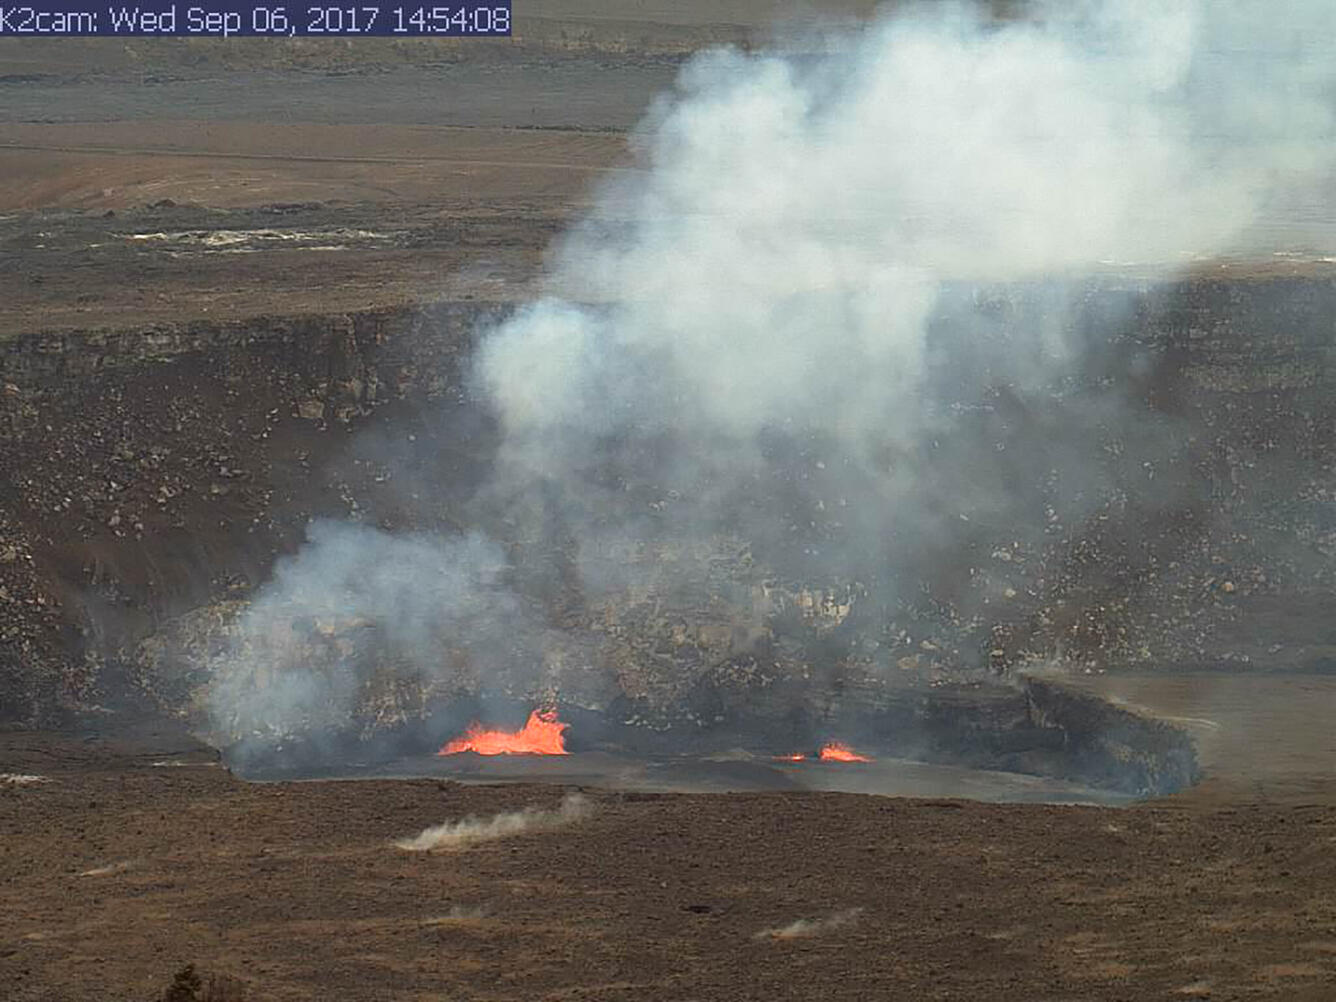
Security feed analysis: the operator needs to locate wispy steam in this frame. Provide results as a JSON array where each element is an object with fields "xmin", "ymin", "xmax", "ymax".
[
  {"xmin": 756, "ymin": 907, "xmax": 865, "ymax": 940},
  {"xmin": 80, "ymin": 860, "xmax": 134, "ymax": 877},
  {"xmin": 207, "ymin": 0, "xmax": 1336, "ymax": 740},
  {"xmin": 394, "ymin": 794, "xmax": 591, "ymax": 851},
  {"xmin": 1, "ymin": 773, "xmax": 47, "ymax": 785},
  {"xmin": 206, "ymin": 523, "xmax": 533, "ymax": 740},
  {"xmin": 422, "ymin": 905, "xmax": 489, "ymax": 924}
]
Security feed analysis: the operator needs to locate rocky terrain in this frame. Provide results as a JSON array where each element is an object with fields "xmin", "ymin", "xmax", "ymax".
[
  {"xmin": 3, "ymin": 725, "xmax": 1336, "ymax": 1002},
  {"xmin": 7, "ymin": 253, "xmax": 1336, "ymax": 742},
  {"xmin": 5, "ymin": 5, "xmax": 1336, "ymax": 746}
]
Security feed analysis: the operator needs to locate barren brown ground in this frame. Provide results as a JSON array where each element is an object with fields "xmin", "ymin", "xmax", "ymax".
[
  {"xmin": 0, "ymin": 123, "xmax": 634, "ymax": 210},
  {"xmin": 3, "ymin": 723, "xmax": 1336, "ymax": 1002}
]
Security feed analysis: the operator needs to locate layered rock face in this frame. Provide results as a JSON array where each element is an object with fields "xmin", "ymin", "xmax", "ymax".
[
  {"xmin": 3, "ymin": 273, "xmax": 1335, "ymax": 745},
  {"xmin": 0, "ymin": 303, "xmax": 503, "ymax": 724}
]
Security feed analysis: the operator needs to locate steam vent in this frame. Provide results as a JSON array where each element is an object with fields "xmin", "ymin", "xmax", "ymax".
[{"xmin": 7, "ymin": 4, "xmax": 1336, "ymax": 1000}]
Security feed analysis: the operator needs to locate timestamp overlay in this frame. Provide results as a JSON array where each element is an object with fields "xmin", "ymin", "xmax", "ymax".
[{"xmin": 0, "ymin": 0, "xmax": 509, "ymax": 36}]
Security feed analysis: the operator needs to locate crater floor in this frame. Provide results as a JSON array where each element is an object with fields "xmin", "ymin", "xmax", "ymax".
[{"xmin": 3, "ymin": 716, "xmax": 1335, "ymax": 1002}]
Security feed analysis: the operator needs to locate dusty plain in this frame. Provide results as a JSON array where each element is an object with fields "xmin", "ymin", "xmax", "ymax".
[
  {"xmin": 4, "ymin": 4, "xmax": 1336, "ymax": 1000},
  {"xmin": 5, "ymin": 718, "xmax": 1336, "ymax": 1002}
]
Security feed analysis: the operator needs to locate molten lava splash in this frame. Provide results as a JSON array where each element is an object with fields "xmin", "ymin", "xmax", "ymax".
[
  {"xmin": 818, "ymin": 742, "xmax": 872, "ymax": 763},
  {"xmin": 437, "ymin": 708, "xmax": 570, "ymax": 756},
  {"xmin": 774, "ymin": 753, "xmax": 808, "ymax": 762}
]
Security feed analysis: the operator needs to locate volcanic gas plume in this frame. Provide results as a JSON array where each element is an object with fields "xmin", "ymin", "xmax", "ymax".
[
  {"xmin": 756, "ymin": 908, "xmax": 866, "ymax": 941},
  {"xmin": 206, "ymin": 0, "xmax": 1336, "ymax": 751},
  {"xmin": 394, "ymin": 794, "xmax": 591, "ymax": 852},
  {"xmin": 1, "ymin": 774, "xmax": 48, "ymax": 786}
]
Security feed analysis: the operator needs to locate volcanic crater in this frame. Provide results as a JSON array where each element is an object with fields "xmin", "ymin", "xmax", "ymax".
[{"xmin": 8, "ymin": 10, "xmax": 1336, "ymax": 1001}]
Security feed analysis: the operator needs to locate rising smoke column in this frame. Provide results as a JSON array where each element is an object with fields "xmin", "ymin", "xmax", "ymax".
[
  {"xmin": 474, "ymin": 0, "xmax": 1336, "ymax": 644},
  {"xmin": 209, "ymin": 0, "xmax": 1336, "ymax": 741},
  {"xmin": 481, "ymin": 0, "xmax": 1325, "ymax": 497},
  {"xmin": 206, "ymin": 525, "xmax": 532, "ymax": 741}
]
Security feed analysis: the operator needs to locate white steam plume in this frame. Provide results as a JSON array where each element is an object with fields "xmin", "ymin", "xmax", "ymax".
[
  {"xmin": 209, "ymin": 0, "xmax": 1336, "ymax": 740},
  {"xmin": 481, "ymin": 0, "xmax": 1330, "ymax": 484},
  {"xmin": 422, "ymin": 905, "xmax": 489, "ymax": 924},
  {"xmin": 206, "ymin": 523, "xmax": 534, "ymax": 741},
  {"xmin": 394, "ymin": 793, "xmax": 591, "ymax": 851},
  {"xmin": 471, "ymin": 0, "xmax": 1336, "ymax": 652},
  {"xmin": 1, "ymin": 773, "xmax": 47, "ymax": 785},
  {"xmin": 756, "ymin": 906, "xmax": 865, "ymax": 940}
]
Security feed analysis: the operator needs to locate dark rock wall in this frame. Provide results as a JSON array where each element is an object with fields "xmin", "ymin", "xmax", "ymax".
[
  {"xmin": 0, "ymin": 303, "xmax": 506, "ymax": 724},
  {"xmin": 3, "ymin": 275, "xmax": 1336, "ymax": 728}
]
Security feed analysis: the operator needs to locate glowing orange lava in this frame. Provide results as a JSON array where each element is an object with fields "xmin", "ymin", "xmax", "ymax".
[
  {"xmin": 774, "ymin": 753, "xmax": 808, "ymax": 762},
  {"xmin": 437, "ymin": 708, "xmax": 570, "ymax": 756},
  {"xmin": 817, "ymin": 742, "xmax": 873, "ymax": 763}
]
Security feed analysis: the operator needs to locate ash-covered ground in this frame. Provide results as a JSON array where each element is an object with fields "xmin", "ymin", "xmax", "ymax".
[{"xmin": 6, "ymin": 3, "xmax": 1336, "ymax": 999}]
